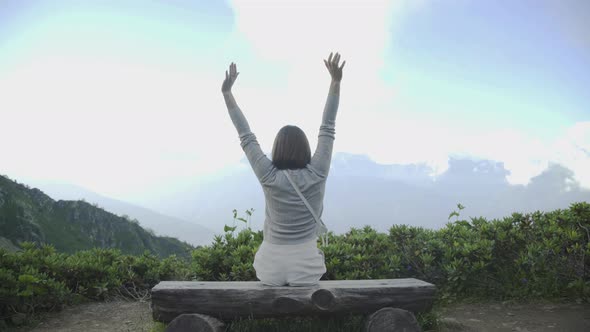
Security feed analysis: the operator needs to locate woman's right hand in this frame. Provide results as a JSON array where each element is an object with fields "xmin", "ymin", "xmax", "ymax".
[
  {"xmin": 222, "ymin": 62, "xmax": 239, "ymax": 93},
  {"xmin": 324, "ymin": 52, "xmax": 345, "ymax": 82}
]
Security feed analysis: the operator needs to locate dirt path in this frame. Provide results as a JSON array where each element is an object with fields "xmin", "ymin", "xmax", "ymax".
[
  {"xmin": 7, "ymin": 299, "xmax": 590, "ymax": 331},
  {"xmin": 438, "ymin": 300, "xmax": 590, "ymax": 331},
  {"xmin": 17, "ymin": 299, "xmax": 155, "ymax": 332}
]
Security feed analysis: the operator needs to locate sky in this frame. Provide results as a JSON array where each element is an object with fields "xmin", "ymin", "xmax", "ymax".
[{"xmin": 0, "ymin": 0, "xmax": 588, "ymax": 203}]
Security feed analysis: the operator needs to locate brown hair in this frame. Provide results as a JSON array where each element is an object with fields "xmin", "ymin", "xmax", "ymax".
[{"xmin": 271, "ymin": 125, "xmax": 311, "ymax": 170}]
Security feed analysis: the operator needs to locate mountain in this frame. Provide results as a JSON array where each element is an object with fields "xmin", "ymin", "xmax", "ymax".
[
  {"xmin": 136, "ymin": 153, "xmax": 590, "ymax": 235},
  {"xmin": 27, "ymin": 182, "xmax": 215, "ymax": 246},
  {"xmin": 0, "ymin": 175, "xmax": 192, "ymax": 258}
]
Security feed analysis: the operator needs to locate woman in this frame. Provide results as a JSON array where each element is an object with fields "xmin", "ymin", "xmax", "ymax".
[{"xmin": 221, "ymin": 52, "xmax": 345, "ymax": 286}]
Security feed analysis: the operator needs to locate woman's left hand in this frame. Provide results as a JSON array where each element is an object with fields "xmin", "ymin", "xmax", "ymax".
[
  {"xmin": 222, "ymin": 62, "xmax": 239, "ymax": 93},
  {"xmin": 324, "ymin": 52, "xmax": 345, "ymax": 83}
]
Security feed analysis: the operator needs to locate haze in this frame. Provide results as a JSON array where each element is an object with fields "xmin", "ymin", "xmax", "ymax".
[{"xmin": 1, "ymin": 0, "xmax": 588, "ymax": 239}]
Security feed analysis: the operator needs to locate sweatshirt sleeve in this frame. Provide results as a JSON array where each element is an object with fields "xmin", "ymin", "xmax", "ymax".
[
  {"xmin": 309, "ymin": 92, "xmax": 340, "ymax": 176},
  {"xmin": 227, "ymin": 105, "xmax": 274, "ymax": 184}
]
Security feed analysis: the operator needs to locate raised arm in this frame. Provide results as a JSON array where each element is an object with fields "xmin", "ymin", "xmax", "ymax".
[
  {"xmin": 222, "ymin": 62, "xmax": 274, "ymax": 184},
  {"xmin": 310, "ymin": 52, "xmax": 345, "ymax": 176}
]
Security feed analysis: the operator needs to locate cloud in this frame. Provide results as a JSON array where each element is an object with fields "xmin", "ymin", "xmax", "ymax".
[
  {"xmin": 226, "ymin": 0, "xmax": 590, "ymax": 191},
  {"xmin": 437, "ymin": 122, "xmax": 590, "ymax": 189},
  {"xmin": 225, "ymin": 0, "xmax": 453, "ymax": 174},
  {"xmin": 550, "ymin": 121, "xmax": 590, "ymax": 188},
  {"xmin": 2, "ymin": 0, "xmax": 588, "ymax": 202},
  {"xmin": 227, "ymin": 0, "xmax": 398, "ymax": 142}
]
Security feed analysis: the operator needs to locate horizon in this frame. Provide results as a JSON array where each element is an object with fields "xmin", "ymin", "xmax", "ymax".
[
  {"xmin": 1, "ymin": 0, "xmax": 589, "ymax": 205},
  {"xmin": 5, "ymin": 152, "xmax": 589, "ymax": 239}
]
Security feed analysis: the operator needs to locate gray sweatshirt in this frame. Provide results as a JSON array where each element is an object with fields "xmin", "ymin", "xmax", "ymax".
[{"xmin": 226, "ymin": 91, "xmax": 340, "ymax": 245}]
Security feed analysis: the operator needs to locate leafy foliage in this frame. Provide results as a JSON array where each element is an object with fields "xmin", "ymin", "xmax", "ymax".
[
  {"xmin": 0, "ymin": 244, "xmax": 189, "ymax": 324},
  {"xmin": 192, "ymin": 208, "xmax": 262, "ymax": 281},
  {"xmin": 1, "ymin": 203, "xmax": 589, "ymax": 329},
  {"xmin": 192, "ymin": 203, "xmax": 589, "ymax": 304}
]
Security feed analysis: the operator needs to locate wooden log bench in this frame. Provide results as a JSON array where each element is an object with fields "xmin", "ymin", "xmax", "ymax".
[{"xmin": 151, "ymin": 278, "xmax": 436, "ymax": 332}]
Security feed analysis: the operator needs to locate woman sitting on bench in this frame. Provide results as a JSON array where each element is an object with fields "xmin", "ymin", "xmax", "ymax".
[{"xmin": 221, "ymin": 52, "xmax": 345, "ymax": 286}]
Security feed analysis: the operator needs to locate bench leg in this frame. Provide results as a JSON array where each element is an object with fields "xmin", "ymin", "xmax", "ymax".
[
  {"xmin": 165, "ymin": 313, "xmax": 225, "ymax": 332},
  {"xmin": 364, "ymin": 307, "xmax": 421, "ymax": 332}
]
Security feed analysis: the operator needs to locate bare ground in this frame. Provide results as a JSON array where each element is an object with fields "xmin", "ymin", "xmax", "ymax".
[
  {"xmin": 6, "ymin": 299, "xmax": 590, "ymax": 331},
  {"xmin": 438, "ymin": 299, "xmax": 590, "ymax": 332},
  {"xmin": 7, "ymin": 299, "xmax": 155, "ymax": 332}
]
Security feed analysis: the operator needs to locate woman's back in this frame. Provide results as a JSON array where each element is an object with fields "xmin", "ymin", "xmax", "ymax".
[
  {"xmin": 221, "ymin": 52, "xmax": 345, "ymax": 285},
  {"xmin": 224, "ymin": 82, "xmax": 340, "ymax": 244},
  {"xmin": 261, "ymin": 166, "xmax": 329, "ymax": 245}
]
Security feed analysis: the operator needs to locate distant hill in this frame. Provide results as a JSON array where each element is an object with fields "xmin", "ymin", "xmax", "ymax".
[
  {"xmin": 0, "ymin": 175, "xmax": 192, "ymax": 258},
  {"xmin": 138, "ymin": 153, "xmax": 590, "ymax": 235},
  {"xmin": 28, "ymin": 182, "xmax": 215, "ymax": 246}
]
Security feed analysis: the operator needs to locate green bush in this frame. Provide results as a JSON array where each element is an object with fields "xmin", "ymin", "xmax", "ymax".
[
  {"xmin": 0, "ymin": 245, "xmax": 189, "ymax": 323},
  {"xmin": 1, "ymin": 203, "xmax": 588, "ymax": 328},
  {"xmin": 191, "ymin": 208, "xmax": 263, "ymax": 281},
  {"xmin": 191, "ymin": 228, "xmax": 263, "ymax": 281}
]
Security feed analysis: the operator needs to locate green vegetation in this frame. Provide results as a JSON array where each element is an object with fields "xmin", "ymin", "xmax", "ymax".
[
  {"xmin": 194, "ymin": 202, "xmax": 589, "ymax": 301},
  {"xmin": 1, "ymin": 201, "xmax": 588, "ymax": 330},
  {"xmin": 0, "ymin": 175, "xmax": 192, "ymax": 258}
]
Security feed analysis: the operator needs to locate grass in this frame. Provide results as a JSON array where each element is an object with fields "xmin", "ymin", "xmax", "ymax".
[{"xmin": 150, "ymin": 321, "xmax": 167, "ymax": 332}]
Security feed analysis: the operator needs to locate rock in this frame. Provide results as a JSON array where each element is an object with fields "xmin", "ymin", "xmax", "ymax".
[{"xmin": 364, "ymin": 307, "xmax": 421, "ymax": 332}]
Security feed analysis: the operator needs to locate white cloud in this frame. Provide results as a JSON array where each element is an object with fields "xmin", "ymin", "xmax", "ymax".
[
  {"xmin": 1, "ymin": 0, "xmax": 588, "ymax": 202},
  {"xmin": 550, "ymin": 122, "xmax": 590, "ymax": 188},
  {"xmin": 227, "ymin": 0, "xmax": 398, "ymax": 147},
  {"xmin": 225, "ymin": 0, "xmax": 590, "ymax": 190}
]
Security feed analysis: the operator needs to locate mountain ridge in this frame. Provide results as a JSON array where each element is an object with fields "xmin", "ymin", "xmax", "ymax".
[
  {"xmin": 27, "ymin": 181, "xmax": 214, "ymax": 246},
  {"xmin": 0, "ymin": 175, "xmax": 192, "ymax": 258},
  {"xmin": 141, "ymin": 153, "xmax": 590, "ymax": 235}
]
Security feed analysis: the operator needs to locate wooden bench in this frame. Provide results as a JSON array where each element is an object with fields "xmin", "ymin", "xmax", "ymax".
[{"xmin": 151, "ymin": 278, "xmax": 436, "ymax": 331}]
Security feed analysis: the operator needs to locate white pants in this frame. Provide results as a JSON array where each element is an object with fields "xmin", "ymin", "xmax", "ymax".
[{"xmin": 253, "ymin": 237, "xmax": 327, "ymax": 286}]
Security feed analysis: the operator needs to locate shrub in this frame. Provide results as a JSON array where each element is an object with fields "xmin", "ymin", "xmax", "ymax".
[{"xmin": 1, "ymin": 202, "xmax": 588, "ymax": 327}]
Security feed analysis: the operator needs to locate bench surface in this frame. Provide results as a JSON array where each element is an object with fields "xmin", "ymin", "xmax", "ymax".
[
  {"xmin": 151, "ymin": 278, "xmax": 436, "ymax": 323},
  {"xmin": 153, "ymin": 278, "xmax": 433, "ymax": 290}
]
